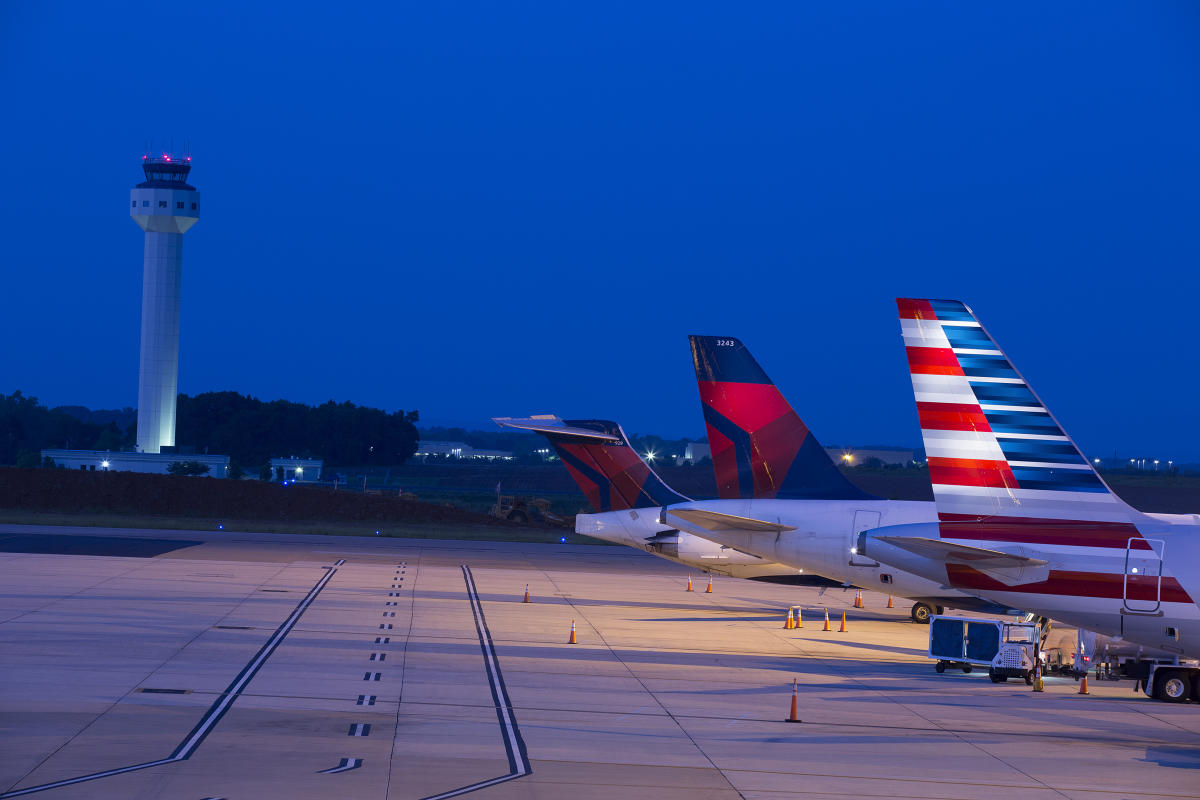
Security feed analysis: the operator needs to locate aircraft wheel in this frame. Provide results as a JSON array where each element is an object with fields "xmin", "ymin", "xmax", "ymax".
[
  {"xmin": 1156, "ymin": 671, "xmax": 1191, "ymax": 703},
  {"xmin": 911, "ymin": 603, "xmax": 934, "ymax": 624},
  {"xmin": 962, "ymin": 665, "xmax": 973, "ymax": 674}
]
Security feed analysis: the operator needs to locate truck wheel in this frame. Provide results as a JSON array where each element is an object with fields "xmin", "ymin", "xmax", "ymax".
[
  {"xmin": 1156, "ymin": 671, "xmax": 1191, "ymax": 703},
  {"xmin": 1024, "ymin": 671, "xmax": 1033, "ymax": 686},
  {"xmin": 507, "ymin": 510, "xmax": 529, "ymax": 524},
  {"xmin": 935, "ymin": 661, "xmax": 946, "ymax": 674},
  {"xmin": 911, "ymin": 603, "xmax": 934, "ymax": 624},
  {"xmin": 989, "ymin": 671, "xmax": 1007, "ymax": 683},
  {"xmin": 962, "ymin": 665, "xmax": 973, "ymax": 674}
]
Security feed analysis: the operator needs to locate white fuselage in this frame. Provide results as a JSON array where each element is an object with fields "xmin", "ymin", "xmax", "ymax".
[
  {"xmin": 862, "ymin": 514, "xmax": 1200, "ymax": 659},
  {"xmin": 664, "ymin": 498, "xmax": 1003, "ymax": 611},
  {"xmin": 575, "ymin": 509, "xmax": 803, "ymax": 580}
]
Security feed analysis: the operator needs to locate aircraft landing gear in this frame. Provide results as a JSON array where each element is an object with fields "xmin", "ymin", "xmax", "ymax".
[{"xmin": 910, "ymin": 603, "xmax": 943, "ymax": 624}]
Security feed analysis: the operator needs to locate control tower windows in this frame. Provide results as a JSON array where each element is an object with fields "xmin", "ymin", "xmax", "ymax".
[
  {"xmin": 131, "ymin": 200, "xmax": 137, "ymax": 207},
  {"xmin": 142, "ymin": 200, "xmax": 149, "ymax": 207},
  {"xmin": 176, "ymin": 201, "xmax": 184, "ymax": 209},
  {"xmin": 158, "ymin": 200, "xmax": 168, "ymax": 208}
]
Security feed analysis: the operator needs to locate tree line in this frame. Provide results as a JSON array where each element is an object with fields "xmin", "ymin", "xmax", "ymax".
[
  {"xmin": 0, "ymin": 391, "xmax": 129, "ymax": 466},
  {"xmin": 0, "ymin": 390, "xmax": 420, "ymax": 473},
  {"xmin": 175, "ymin": 392, "xmax": 419, "ymax": 470}
]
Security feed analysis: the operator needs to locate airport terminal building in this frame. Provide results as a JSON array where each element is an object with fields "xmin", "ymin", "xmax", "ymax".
[{"xmin": 42, "ymin": 449, "xmax": 231, "ymax": 477}]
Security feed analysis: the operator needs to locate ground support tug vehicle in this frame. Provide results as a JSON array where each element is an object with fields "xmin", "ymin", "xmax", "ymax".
[{"xmin": 929, "ymin": 616, "xmax": 1042, "ymax": 684}]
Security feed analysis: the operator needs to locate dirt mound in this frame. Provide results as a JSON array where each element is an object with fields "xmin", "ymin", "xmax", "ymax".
[{"xmin": 0, "ymin": 467, "xmax": 509, "ymax": 526}]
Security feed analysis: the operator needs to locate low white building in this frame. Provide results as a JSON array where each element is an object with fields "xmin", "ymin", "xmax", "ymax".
[
  {"xmin": 414, "ymin": 441, "xmax": 513, "ymax": 461},
  {"xmin": 676, "ymin": 442, "xmax": 711, "ymax": 465},
  {"xmin": 41, "ymin": 449, "xmax": 230, "ymax": 477},
  {"xmin": 675, "ymin": 442, "xmax": 916, "ymax": 467},
  {"xmin": 270, "ymin": 456, "xmax": 323, "ymax": 481}
]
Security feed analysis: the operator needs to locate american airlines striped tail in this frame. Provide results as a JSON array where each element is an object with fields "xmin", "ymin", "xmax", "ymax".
[{"xmin": 898, "ymin": 298, "xmax": 1143, "ymax": 529}]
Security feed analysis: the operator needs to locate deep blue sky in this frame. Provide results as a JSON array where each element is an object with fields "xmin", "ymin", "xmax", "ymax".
[{"xmin": 2, "ymin": 2, "xmax": 1197, "ymax": 460}]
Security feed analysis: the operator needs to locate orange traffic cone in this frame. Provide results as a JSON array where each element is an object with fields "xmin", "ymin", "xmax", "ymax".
[
  {"xmin": 686, "ymin": 576, "xmax": 694, "ymax": 592},
  {"xmin": 839, "ymin": 611, "xmax": 848, "ymax": 632},
  {"xmin": 887, "ymin": 595, "xmax": 894, "ymax": 609},
  {"xmin": 784, "ymin": 678, "xmax": 801, "ymax": 723},
  {"xmin": 568, "ymin": 620, "xmax": 577, "ymax": 644},
  {"xmin": 783, "ymin": 608, "xmax": 795, "ymax": 629},
  {"xmin": 795, "ymin": 607, "xmax": 803, "ymax": 628},
  {"xmin": 705, "ymin": 575, "xmax": 713, "ymax": 593},
  {"xmin": 854, "ymin": 591, "xmax": 863, "ymax": 609},
  {"xmin": 523, "ymin": 585, "xmax": 531, "ymax": 603},
  {"xmin": 822, "ymin": 609, "xmax": 831, "ymax": 631},
  {"xmin": 1078, "ymin": 674, "xmax": 1090, "ymax": 695}
]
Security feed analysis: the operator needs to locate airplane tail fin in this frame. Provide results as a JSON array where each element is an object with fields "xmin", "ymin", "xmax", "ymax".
[
  {"xmin": 689, "ymin": 336, "xmax": 873, "ymax": 501},
  {"xmin": 897, "ymin": 298, "xmax": 1140, "ymax": 532},
  {"xmin": 493, "ymin": 416, "xmax": 689, "ymax": 512}
]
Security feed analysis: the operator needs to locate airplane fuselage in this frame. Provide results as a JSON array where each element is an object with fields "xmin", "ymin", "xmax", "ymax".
[
  {"xmin": 663, "ymin": 498, "xmax": 1006, "ymax": 612},
  {"xmin": 861, "ymin": 516, "xmax": 1200, "ymax": 659},
  {"xmin": 575, "ymin": 508, "xmax": 804, "ymax": 580}
]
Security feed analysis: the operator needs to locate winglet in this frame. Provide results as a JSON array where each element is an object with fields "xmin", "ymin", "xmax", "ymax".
[{"xmin": 493, "ymin": 415, "xmax": 687, "ymax": 512}]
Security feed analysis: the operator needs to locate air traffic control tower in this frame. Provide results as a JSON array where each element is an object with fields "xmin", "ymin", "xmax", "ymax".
[{"xmin": 130, "ymin": 156, "xmax": 199, "ymax": 453}]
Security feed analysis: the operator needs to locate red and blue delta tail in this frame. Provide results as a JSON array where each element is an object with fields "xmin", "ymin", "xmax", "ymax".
[
  {"xmin": 689, "ymin": 336, "xmax": 872, "ymax": 501},
  {"xmin": 897, "ymin": 299, "xmax": 1140, "ymax": 532},
  {"xmin": 492, "ymin": 416, "xmax": 689, "ymax": 512}
]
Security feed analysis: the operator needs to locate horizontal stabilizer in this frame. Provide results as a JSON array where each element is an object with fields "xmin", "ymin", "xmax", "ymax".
[
  {"xmin": 876, "ymin": 535, "xmax": 1050, "ymax": 586},
  {"xmin": 667, "ymin": 508, "xmax": 796, "ymax": 533},
  {"xmin": 493, "ymin": 416, "xmax": 621, "ymax": 442}
]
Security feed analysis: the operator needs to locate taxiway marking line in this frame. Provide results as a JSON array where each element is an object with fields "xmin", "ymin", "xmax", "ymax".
[
  {"xmin": 415, "ymin": 565, "xmax": 531, "ymax": 800},
  {"xmin": 318, "ymin": 757, "xmax": 363, "ymax": 774},
  {"xmin": 0, "ymin": 563, "xmax": 340, "ymax": 798}
]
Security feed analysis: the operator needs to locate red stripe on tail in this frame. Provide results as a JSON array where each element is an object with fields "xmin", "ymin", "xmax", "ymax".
[
  {"xmin": 927, "ymin": 457, "xmax": 1016, "ymax": 489},
  {"xmin": 917, "ymin": 402, "xmax": 992, "ymax": 432},
  {"xmin": 906, "ymin": 346, "xmax": 964, "ymax": 376},
  {"xmin": 897, "ymin": 298, "xmax": 937, "ymax": 320}
]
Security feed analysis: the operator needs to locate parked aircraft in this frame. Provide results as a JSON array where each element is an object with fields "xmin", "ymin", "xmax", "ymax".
[
  {"xmin": 492, "ymin": 416, "xmax": 802, "ymax": 580},
  {"xmin": 663, "ymin": 335, "xmax": 1008, "ymax": 622},
  {"xmin": 856, "ymin": 299, "xmax": 1200, "ymax": 699}
]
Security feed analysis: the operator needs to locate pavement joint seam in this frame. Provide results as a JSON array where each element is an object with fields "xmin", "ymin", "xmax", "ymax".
[
  {"xmin": 385, "ymin": 554, "xmax": 420, "ymax": 799},
  {"xmin": 0, "ymin": 558, "xmax": 295, "ymax": 795},
  {"xmin": 0, "ymin": 561, "xmax": 334, "ymax": 798},
  {"xmin": 746, "ymin": 595, "xmax": 1077, "ymax": 799},
  {"xmin": 530, "ymin": 567, "xmax": 750, "ymax": 800}
]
